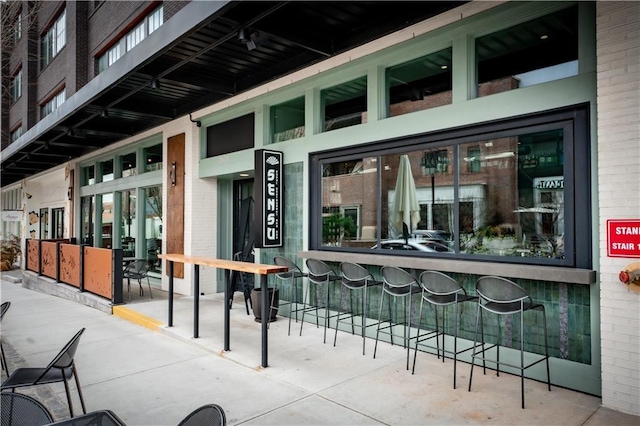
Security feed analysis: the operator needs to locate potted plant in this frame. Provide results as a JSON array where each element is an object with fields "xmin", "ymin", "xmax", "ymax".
[
  {"xmin": 251, "ymin": 287, "xmax": 279, "ymax": 322},
  {"xmin": 1, "ymin": 234, "xmax": 22, "ymax": 271}
]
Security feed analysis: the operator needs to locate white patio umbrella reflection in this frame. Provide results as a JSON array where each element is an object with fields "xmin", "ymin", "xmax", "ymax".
[{"xmin": 391, "ymin": 154, "xmax": 421, "ymax": 241}]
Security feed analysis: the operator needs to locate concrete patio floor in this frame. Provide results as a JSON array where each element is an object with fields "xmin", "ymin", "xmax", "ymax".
[{"xmin": 1, "ymin": 275, "xmax": 638, "ymax": 425}]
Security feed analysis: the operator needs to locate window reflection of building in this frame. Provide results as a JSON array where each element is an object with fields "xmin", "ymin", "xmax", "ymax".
[{"xmin": 314, "ymin": 108, "xmax": 577, "ymax": 264}]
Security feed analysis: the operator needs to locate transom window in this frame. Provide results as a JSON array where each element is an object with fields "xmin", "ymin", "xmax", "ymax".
[
  {"xmin": 310, "ymin": 106, "xmax": 591, "ymax": 268},
  {"xmin": 476, "ymin": 5, "xmax": 578, "ymax": 97},
  {"xmin": 386, "ymin": 47, "xmax": 452, "ymax": 118},
  {"xmin": 41, "ymin": 9, "xmax": 66, "ymax": 69},
  {"xmin": 98, "ymin": 5, "xmax": 163, "ymax": 73},
  {"xmin": 322, "ymin": 76, "xmax": 367, "ymax": 132}
]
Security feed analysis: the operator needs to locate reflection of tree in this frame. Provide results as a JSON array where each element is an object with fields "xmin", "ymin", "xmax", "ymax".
[{"xmin": 146, "ymin": 186, "xmax": 163, "ymax": 222}]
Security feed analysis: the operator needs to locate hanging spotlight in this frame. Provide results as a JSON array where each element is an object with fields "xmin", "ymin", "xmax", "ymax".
[
  {"xmin": 238, "ymin": 28, "xmax": 249, "ymax": 43},
  {"xmin": 151, "ymin": 79, "xmax": 160, "ymax": 89},
  {"xmin": 101, "ymin": 108, "xmax": 109, "ymax": 118}
]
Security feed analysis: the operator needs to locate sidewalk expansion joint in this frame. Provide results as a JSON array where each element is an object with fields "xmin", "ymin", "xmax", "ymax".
[{"xmin": 112, "ymin": 306, "xmax": 164, "ymax": 331}]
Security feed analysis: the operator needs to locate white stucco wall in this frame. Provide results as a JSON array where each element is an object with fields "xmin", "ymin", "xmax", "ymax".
[{"xmin": 596, "ymin": 1, "xmax": 640, "ymax": 416}]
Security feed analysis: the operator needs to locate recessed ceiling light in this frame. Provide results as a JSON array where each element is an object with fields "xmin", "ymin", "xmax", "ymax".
[
  {"xmin": 239, "ymin": 173, "xmax": 249, "ymax": 177},
  {"xmin": 540, "ymin": 34, "xmax": 549, "ymax": 40},
  {"xmin": 441, "ymin": 65, "xmax": 448, "ymax": 70}
]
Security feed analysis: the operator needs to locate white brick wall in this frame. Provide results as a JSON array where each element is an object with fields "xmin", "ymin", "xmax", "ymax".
[{"xmin": 597, "ymin": 1, "xmax": 640, "ymax": 416}]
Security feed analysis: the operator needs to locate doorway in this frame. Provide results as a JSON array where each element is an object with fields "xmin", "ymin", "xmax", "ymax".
[
  {"xmin": 233, "ymin": 179, "xmax": 254, "ymax": 262},
  {"xmin": 230, "ymin": 179, "xmax": 255, "ymax": 306}
]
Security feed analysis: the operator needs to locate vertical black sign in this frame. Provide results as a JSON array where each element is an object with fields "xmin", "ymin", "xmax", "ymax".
[{"xmin": 254, "ymin": 149, "xmax": 283, "ymax": 248}]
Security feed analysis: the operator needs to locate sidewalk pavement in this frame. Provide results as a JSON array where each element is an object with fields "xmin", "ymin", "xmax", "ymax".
[{"xmin": 1, "ymin": 276, "xmax": 639, "ymax": 426}]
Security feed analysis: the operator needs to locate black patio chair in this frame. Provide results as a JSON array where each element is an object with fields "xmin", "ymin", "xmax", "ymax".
[
  {"xmin": 1, "ymin": 327, "xmax": 87, "ymax": 417},
  {"xmin": 177, "ymin": 404, "xmax": 226, "ymax": 426},
  {"xmin": 123, "ymin": 259, "xmax": 153, "ymax": 302},
  {"xmin": 0, "ymin": 392, "xmax": 54, "ymax": 426},
  {"xmin": 1, "ymin": 301, "xmax": 10, "ymax": 375}
]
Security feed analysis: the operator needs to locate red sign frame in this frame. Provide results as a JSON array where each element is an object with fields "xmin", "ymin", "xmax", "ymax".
[{"xmin": 607, "ymin": 219, "xmax": 640, "ymax": 258}]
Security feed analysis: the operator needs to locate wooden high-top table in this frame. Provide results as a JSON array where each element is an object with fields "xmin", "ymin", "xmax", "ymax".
[{"xmin": 158, "ymin": 254, "xmax": 288, "ymax": 367}]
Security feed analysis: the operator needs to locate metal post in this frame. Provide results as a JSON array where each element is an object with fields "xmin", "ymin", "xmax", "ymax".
[
  {"xmin": 224, "ymin": 269, "xmax": 230, "ymax": 351},
  {"xmin": 194, "ymin": 264, "xmax": 200, "ymax": 338},
  {"xmin": 168, "ymin": 261, "xmax": 174, "ymax": 327},
  {"xmin": 431, "ymin": 173, "xmax": 435, "ymax": 229},
  {"xmin": 261, "ymin": 274, "xmax": 269, "ymax": 367}
]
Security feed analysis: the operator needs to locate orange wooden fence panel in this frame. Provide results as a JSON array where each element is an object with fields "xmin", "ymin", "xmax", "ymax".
[
  {"xmin": 60, "ymin": 243, "xmax": 82, "ymax": 288},
  {"xmin": 41, "ymin": 241, "xmax": 58, "ymax": 279},
  {"xmin": 26, "ymin": 239, "xmax": 39, "ymax": 273},
  {"xmin": 83, "ymin": 247, "xmax": 113, "ymax": 299}
]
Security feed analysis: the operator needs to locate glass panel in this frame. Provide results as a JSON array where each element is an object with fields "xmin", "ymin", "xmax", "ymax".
[
  {"xmin": 121, "ymin": 152, "xmax": 137, "ymax": 177},
  {"xmin": 322, "ymin": 76, "xmax": 367, "ymax": 132},
  {"xmin": 39, "ymin": 208, "xmax": 49, "ymax": 239},
  {"xmin": 378, "ymin": 150, "xmax": 454, "ymax": 253},
  {"xmin": 82, "ymin": 165, "xmax": 95, "ymax": 185},
  {"xmin": 387, "ymin": 48, "xmax": 452, "ymax": 118},
  {"xmin": 100, "ymin": 159, "xmax": 114, "ymax": 182},
  {"xmin": 81, "ymin": 196, "xmax": 94, "ymax": 245},
  {"xmin": 52, "ymin": 208, "xmax": 64, "ymax": 239},
  {"xmin": 101, "ymin": 194, "xmax": 113, "ymax": 248},
  {"xmin": 476, "ymin": 6, "xmax": 578, "ymax": 97},
  {"xmin": 121, "ymin": 190, "xmax": 136, "ymax": 257},
  {"xmin": 144, "ymin": 144, "xmax": 163, "ymax": 172},
  {"xmin": 271, "ymin": 97, "xmax": 305, "ymax": 143},
  {"xmin": 321, "ymin": 157, "xmax": 378, "ymax": 248},
  {"xmin": 145, "ymin": 186, "xmax": 162, "ymax": 273},
  {"xmin": 458, "ymin": 129, "xmax": 565, "ymax": 258}
]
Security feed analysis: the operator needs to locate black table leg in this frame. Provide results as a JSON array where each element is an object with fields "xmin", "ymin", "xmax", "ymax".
[
  {"xmin": 168, "ymin": 261, "xmax": 174, "ymax": 327},
  {"xmin": 194, "ymin": 264, "xmax": 200, "ymax": 338},
  {"xmin": 261, "ymin": 274, "xmax": 268, "ymax": 368},
  {"xmin": 224, "ymin": 269, "xmax": 230, "ymax": 351}
]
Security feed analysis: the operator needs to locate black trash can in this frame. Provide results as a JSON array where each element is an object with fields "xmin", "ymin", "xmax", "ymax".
[{"xmin": 250, "ymin": 287, "xmax": 279, "ymax": 322}]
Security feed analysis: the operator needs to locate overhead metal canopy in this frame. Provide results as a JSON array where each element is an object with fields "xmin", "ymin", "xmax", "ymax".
[{"xmin": 1, "ymin": 1, "xmax": 466, "ymax": 188}]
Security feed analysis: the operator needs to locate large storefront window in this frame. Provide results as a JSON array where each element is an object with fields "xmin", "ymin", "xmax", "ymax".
[{"xmin": 311, "ymin": 106, "xmax": 590, "ymax": 268}]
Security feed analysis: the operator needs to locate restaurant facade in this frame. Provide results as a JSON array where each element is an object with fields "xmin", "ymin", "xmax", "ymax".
[{"xmin": 1, "ymin": 1, "xmax": 639, "ymax": 416}]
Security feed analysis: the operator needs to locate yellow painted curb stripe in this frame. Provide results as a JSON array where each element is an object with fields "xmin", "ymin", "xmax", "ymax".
[{"xmin": 112, "ymin": 306, "xmax": 163, "ymax": 331}]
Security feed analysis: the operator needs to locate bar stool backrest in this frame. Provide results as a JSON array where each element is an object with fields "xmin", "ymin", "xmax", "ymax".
[
  {"xmin": 274, "ymin": 256, "xmax": 304, "ymax": 280},
  {"xmin": 419, "ymin": 270, "xmax": 464, "ymax": 296},
  {"xmin": 306, "ymin": 259, "xmax": 335, "ymax": 283},
  {"xmin": 381, "ymin": 266, "xmax": 416, "ymax": 295},
  {"xmin": 340, "ymin": 262, "xmax": 372, "ymax": 288},
  {"xmin": 476, "ymin": 276, "xmax": 533, "ymax": 316}
]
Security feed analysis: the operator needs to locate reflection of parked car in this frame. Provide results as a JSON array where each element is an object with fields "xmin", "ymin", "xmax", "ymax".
[
  {"xmin": 372, "ymin": 239, "xmax": 453, "ymax": 253},
  {"xmin": 411, "ymin": 230, "xmax": 453, "ymax": 247}
]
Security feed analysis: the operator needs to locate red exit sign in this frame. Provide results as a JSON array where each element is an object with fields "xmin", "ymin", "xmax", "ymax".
[{"xmin": 607, "ymin": 219, "xmax": 640, "ymax": 258}]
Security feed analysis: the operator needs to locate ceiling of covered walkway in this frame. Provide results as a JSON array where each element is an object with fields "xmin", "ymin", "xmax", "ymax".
[{"xmin": 1, "ymin": 1, "xmax": 466, "ymax": 187}]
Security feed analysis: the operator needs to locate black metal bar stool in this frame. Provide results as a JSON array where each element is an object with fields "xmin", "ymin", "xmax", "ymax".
[
  {"xmin": 273, "ymin": 256, "xmax": 308, "ymax": 335},
  {"xmin": 411, "ymin": 271, "xmax": 478, "ymax": 388},
  {"xmin": 303, "ymin": 259, "xmax": 341, "ymax": 343},
  {"xmin": 373, "ymin": 266, "xmax": 421, "ymax": 370},
  {"xmin": 468, "ymin": 276, "xmax": 551, "ymax": 408},
  {"xmin": 334, "ymin": 262, "xmax": 383, "ymax": 355}
]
